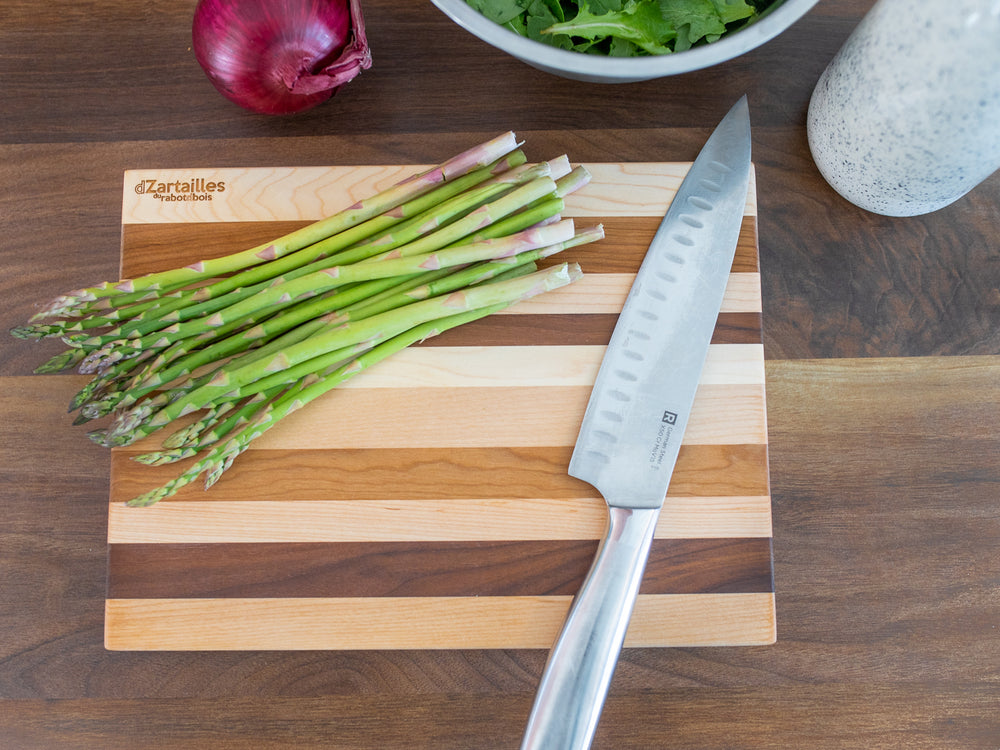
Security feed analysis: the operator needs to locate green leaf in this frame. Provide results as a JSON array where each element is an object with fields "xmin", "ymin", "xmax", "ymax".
[
  {"xmin": 465, "ymin": 0, "xmax": 529, "ymax": 25},
  {"xmin": 708, "ymin": 0, "xmax": 756, "ymax": 25},
  {"xmin": 658, "ymin": 0, "xmax": 726, "ymax": 49},
  {"xmin": 543, "ymin": 0, "xmax": 677, "ymax": 56},
  {"xmin": 527, "ymin": 0, "xmax": 575, "ymax": 47},
  {"xmin": 607, "ymin": 36, "xmax": 641, "ymax": 56},
  {"xmin": 535, "ymin": 0, "xmax": 567, "ymax": 22},
  {"xmin": 586, "ymin": 0, "xmax": 626, "ymax": 12},
  {"xmin": 502, "ymin": 14, "xmax": 529, "ymax": 36}
]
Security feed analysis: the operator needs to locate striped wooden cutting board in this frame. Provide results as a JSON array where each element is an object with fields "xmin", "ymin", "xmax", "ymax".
[{"xmin": 105, "ymin": 161, "xmax": 774, "ymax": 651}]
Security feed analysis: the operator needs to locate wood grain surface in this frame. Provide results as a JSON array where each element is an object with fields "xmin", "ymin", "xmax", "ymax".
[
  {"xmin": 104, "ymin": 162, "xmax": 774, "ymax": 650},
  {"xmin": 3, "ymin": 0, "xmax": 999, "ymax": 747}
]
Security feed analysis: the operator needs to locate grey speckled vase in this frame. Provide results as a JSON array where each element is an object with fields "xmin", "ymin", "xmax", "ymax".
[{"xmin": 807, "ymin": 0, "xmax": 1000, "ymax": 216}]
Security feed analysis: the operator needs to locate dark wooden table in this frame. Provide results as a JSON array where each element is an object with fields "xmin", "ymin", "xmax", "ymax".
[{"xmin": 2, "ymin": 0, "xmax": 998, "ymax": 747}]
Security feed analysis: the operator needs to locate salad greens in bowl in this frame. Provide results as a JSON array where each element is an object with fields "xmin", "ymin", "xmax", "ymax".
[{"xmin": 431, "ymin": 0, "xmax": 819, "ymax": 82}]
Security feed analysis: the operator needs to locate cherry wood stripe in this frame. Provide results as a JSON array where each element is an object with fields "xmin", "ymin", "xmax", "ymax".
[
  {"xmin": 104, "ymin": 593, "xmax": 777, "ymax": 650},
  {"xmin": 119, "ymin": 216, "xmax": 758, "ymax": 278},
  {"xmin": 107, "ymin": 496, "xmax": 773, "ymax": 543},
  {"xmin": 111, "ymin": 443, "xmax": 770, "ymax": 504},
  {"xmin": 541, "ymin": 217, "xmax": 758, "ymax": 272},
  {"xmin": 106, "ymin": 538, "xmax": 773, "ymax": 600}
]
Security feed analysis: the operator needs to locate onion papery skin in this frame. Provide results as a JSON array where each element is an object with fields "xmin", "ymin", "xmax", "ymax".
[{"xmin": 193, "ymin": 0, "xmax": 372, "ymax": 115}]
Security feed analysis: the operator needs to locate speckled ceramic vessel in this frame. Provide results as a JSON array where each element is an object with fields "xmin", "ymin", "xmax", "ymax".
[{"xmin": 807, "ymin": 0, "xmax": 1000, "ymax": 216}]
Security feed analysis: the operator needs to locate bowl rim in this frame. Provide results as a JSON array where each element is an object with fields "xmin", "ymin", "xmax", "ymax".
[{"xmin": 431, "ymin": 0, "xmax": 820, "ymax": 78}]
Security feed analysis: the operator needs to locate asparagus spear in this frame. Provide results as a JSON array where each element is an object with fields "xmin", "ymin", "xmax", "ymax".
[
  {"xmin": 132, "ymin": 387, "xmax": 284, "ymax": 465},
  {"xmin": 21, "ymin": 150, "xmax": 531, "ymax": 336},
  {"xmin": 70, "ymin": 172, "xmax": 562, "ymax": 366},
  {"xmin": 95, "ymin": 153, "xmax": 544, "ymax": 339},
  {"xmin": 113, "ymin": 259, "xmax": 582, "ymax": 443},
  {"xmin": 82, "ymin": 267, "xmax": 456, "ymax": 419},
  {"xmin": 15, "ymin": 137, "xmax": 606, "ymax": 510},
  {"xmin": 340, "ymin": 225, "xmax": 604, "ymax": 322},
  {"xmin": 163, "ymin": 262, "xmax": 545, "ymax": 414},
  {"xmin": 303, "ymin": 160, "xmax": 554, "ymax": 268},
  {"xmin": 76, "ymin": 294, "xmax": 313, "ymax": 418},
  {"xmin": 12, "ymin": 294, "xmax": 184, "ymax": 339},
  {"xmin": 82, "ymin": 266, "xmax": 476, "ymax": 420},
  {"xmin": 108, "ymin": 262, "xmax": 582, "ymax": 447},
  {"xmin": 126, "ymin": 262, "xmax": 582, "ymax": 506},
  {"xmin": 16, "ymin": 162, "xmax": 591, "ymax": 350},
  {"xmin": 80, "ymin": 221, "xmax": 600, "ymax": 424},
  {"xmin": 30, "ymin": 132, "xmax": 524, "ymax": 321},
  {"xmin": 23, "ymin": 157, "xmax": 571, "ymax": 377},
  {"xmin": 33, "ymin": 348, "xmax": 89, "ymax": 374},
  {"xmin": 78, "ymin": 205, "xmax": 570, "ymax": 373}
]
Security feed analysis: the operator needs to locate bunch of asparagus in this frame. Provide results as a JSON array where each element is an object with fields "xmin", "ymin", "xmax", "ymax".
[{"xmin": 13, "ymin": 132, "xmax": 603, "ymax": 506}]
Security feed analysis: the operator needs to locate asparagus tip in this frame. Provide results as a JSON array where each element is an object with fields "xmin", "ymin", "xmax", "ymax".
[
  {"xmin": 86, "ymin": 429, "xmax": 111, "ymax": 447},
  {"xmin": 131, "ymin": 448, "xmax": 195, "ymax": 466},
  {"xmin": 126, "ymin": 489, "xmax": 168, "ymax": 507},
  {"xmin": 10, "ymin": 326, "xmax": 42, "ymax": 340}
]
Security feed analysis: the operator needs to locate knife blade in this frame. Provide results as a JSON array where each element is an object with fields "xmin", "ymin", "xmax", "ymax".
[{"xmin": 520, "ymin": 96, "xmax": 753, "ymax": 750}]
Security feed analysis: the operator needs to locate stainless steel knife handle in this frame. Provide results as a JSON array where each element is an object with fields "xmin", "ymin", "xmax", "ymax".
[{"xmin": 520, "ymin": 505, "xmax": 660, "ymax": 750}]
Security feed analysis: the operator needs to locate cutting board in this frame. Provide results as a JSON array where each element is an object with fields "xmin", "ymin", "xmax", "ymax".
[{"xmin": 104, "ymin": 159, "xmax": 774, "ymax": 651}]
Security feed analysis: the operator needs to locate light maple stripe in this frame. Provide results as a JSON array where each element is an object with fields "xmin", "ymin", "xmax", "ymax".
[
  {"xmin": 331, "ymin": 344, "xmax": 763, "ymax": 390},
  {"xmin": 502, "ymin": 272, "xmax": 762, "ymax": 315},
  {"xmin": 121, "ymin": 163, "xmax": 757, "ymax": 225},
  {"xmin": 107, "ymin": 495, "xmax": 773, "ymax": 544},
  {"xmin": 565, "ymin": 162, "xmax": 758, "ymax": 218},
  {"xmin": 124, "ymin": 383, "xmax": 767, "ymax": 452},
  {"xmin": 251, "ymin": 384, "xmax": 767, "ymax": 450},
  {"xmin": 104, "ymin": 593, "xmax": 776, "ymax": 650}
]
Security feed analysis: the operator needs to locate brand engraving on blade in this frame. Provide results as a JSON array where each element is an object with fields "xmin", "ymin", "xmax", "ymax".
[{"xmin": 648, "ymin": 411, "xmax": 680, "ymax": 470}]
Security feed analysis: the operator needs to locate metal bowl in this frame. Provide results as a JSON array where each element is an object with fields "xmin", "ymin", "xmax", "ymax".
[{"xmin": 431, "ymin": 0, "xmax": 819, "ymax": 83}]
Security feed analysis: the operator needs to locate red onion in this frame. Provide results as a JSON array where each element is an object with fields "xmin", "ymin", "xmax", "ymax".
[{"xmin": 192, "ymin": 0, "xmax": 372, "ymax": 115}]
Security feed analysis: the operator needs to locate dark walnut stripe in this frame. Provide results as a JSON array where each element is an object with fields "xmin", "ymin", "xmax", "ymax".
[
  {"xmin": 107, "ymin": 537, "xmax": 774, "ymax": 599},
  {"xmin": 713, "ymin": 312, "xmax": 763, "ymax": 345},
  {"xmin": 120, "ymin": 216, "xmax": 758, "ymax": 278},
  {"xmin": 111, "ymin": 444, "xmax": 770, "ymax": 503},
  {"xmin": 420, "ymin": 312, "xmax": 762, "ymax": 347}
]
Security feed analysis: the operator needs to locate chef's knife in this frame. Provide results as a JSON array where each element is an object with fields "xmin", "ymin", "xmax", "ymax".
[{"xmin": 520, "ymin": 96, "xmax": 753, "ymax": 750}]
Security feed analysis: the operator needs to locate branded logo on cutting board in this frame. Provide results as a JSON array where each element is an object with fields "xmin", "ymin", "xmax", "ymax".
[{"xmin": 133, "ymin": 178, "xmax": 226, "ymax": 203}]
